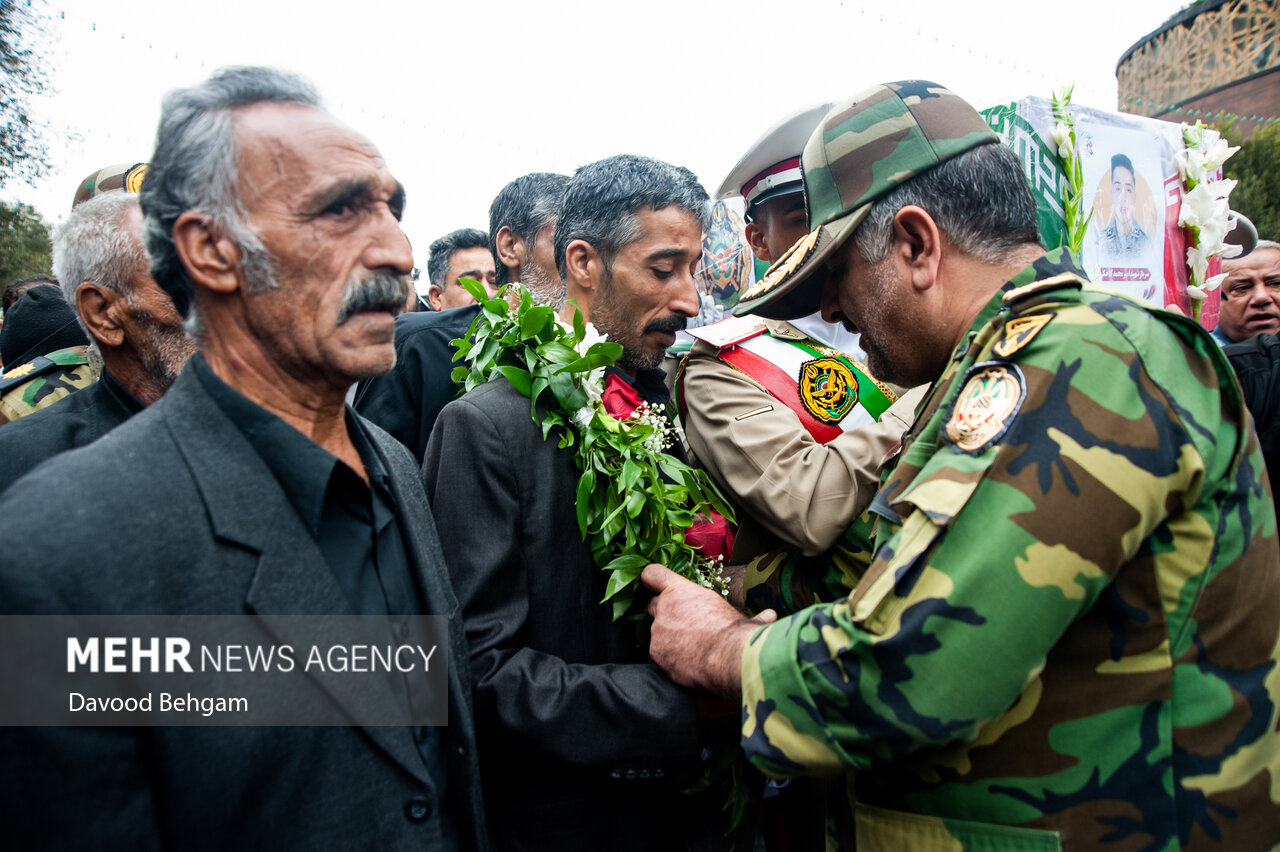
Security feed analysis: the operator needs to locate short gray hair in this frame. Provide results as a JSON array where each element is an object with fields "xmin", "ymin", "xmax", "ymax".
[
  {"xmin": 51, "ymin": 192, "xmax": 147, "ymax": 335},
  {"xmin": 488, "ymin": 173, "xmax": 569, "ymax": 288},
  {"xmin": 554, "ymin": 155, "xmax": 711, "ymax": 279},
  {"xmin": 140, "ymin": 66, "xmax": 322, "ymax": 324},
  {"xmin": 427, "ymin": 228, "xmax": 489, "ymax": 289},
  {"xmin": 853, "ymin": 143, "xmax": 1040, "ymax": 266}
]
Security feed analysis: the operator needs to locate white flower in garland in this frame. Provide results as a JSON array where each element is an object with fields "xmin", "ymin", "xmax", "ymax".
[
  {"xmin": 574, "ymin": 321, "xmax": 609, "ymax": 408},
  {"xmin": 1178, "ymin": 121, "xmax": 1242, "ymax": 321}
]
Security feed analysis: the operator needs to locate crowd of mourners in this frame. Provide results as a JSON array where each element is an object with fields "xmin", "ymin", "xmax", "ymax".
[{"xmin": 0, "ymin": 66, "xmax": 1277, "ymax": 851}]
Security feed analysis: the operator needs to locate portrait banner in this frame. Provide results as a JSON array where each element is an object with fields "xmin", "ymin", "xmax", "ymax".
[{"xmin": 983, "ymin": 98, "xmax": 1223, "ymax": 329}]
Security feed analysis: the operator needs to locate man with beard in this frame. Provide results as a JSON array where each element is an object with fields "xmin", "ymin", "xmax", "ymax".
[
  {"xmin": 643, "ymin": 82, "xmax": 1280, "ymax": 846},
  {"xmin": 422, "ymin": 155, "xmax": 723, "ymax": 851},
  {"xmin": 355, "ymin": 172, "xmax": 569, "ymax": 459},
  {"xmin": 0, "ymin": 66, "xmax": 487, "ymax": 850},
  {"xmin": 0, "ymin": 192, "xmax": 195, "ymax": 490}
]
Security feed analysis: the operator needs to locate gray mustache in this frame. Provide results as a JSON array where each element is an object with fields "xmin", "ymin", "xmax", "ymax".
[{"xmin": 337, "ymin": 273, "xmax": 410, "ymax": 325}]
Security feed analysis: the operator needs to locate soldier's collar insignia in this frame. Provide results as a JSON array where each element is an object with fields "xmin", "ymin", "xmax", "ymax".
[
  {"xmin": 740, "ymin": 228, "xmax": 822, "ymax": 302},
  {"xmin": 2, "ymin": 362, "xmax": 35, "ymax": 380},
  {"xmin": 993, "ymin": 314, "xmax": 1052, "ymax": 359},
  {"xmin": 799, "ymin": 356, "xmax": 858, "ymax": 423},
  {"xmin": 945, "ymin": 362, "xmax": 1025, "ymax": 453},
  {"xmin": 1002, "ymin": 272, "xmax": 1082, "ymax": 306}
]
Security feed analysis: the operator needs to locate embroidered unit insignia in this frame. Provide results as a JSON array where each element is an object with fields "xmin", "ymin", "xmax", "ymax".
[
  {"xmin": 798, "ymin": 357, "xmax": 857, "ymax": 423},
  {"xmin": 945, "ymin": 363, "xmax": 1024, "ymax": 452},
  {"xmin": 993, "ymin": 314, "xmax": 1053, "ymax": 359}
]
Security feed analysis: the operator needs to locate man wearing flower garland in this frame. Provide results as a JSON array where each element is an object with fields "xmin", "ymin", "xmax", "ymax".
[
  {"xmin": 422, "ymin": 154, "xmax": 728, "ymax": 851},
  {"xmin": 643, "ymin": 81, "xmax": 1280, "ymax": 847}
]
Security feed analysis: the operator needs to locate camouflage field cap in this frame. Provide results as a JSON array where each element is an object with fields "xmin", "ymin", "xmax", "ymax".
[
  {"xmin": 734, "ymin": 81, "xmax": 998, "ymax": 320},
  {"xmin": 71, "ymin": 162, "xmax": 149, "ymax": 209}
]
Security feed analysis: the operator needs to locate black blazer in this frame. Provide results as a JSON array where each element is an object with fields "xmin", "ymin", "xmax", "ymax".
[
  {"xmin": 354, "ymin": 305, "xmax": 480, "ymax": 462},
  {"xmin": 0, "ymin": 367, "xmax": 488, "ymax": 851},
  {"xmin": 423, "ymin": 378, "xmax": 704, "ymax": 852}
]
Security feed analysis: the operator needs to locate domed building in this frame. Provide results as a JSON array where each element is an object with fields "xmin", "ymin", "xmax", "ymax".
[{"xmin": 1117, "ymin": 0, "xmax": 1279, "ymax": 138}]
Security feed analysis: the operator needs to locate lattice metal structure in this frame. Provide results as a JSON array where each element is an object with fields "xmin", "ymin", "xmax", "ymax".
[{"xmin": 1117, "ymin": 0, "xmax": 1278, "ymax": 127}]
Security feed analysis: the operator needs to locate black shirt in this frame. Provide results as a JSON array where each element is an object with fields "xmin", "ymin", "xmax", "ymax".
[{"xmin": 191, "ymin": 353, "xmax": 457, "ymax": 850}]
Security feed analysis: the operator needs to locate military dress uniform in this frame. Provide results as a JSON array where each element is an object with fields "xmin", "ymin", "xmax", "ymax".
[
  {"xmin": 739, "ymin": 250, "xmax": 1280, "ymax": 849},
  {"xmin": 677, "ymin": 315, "xmax": 922, "ymax": 612}
]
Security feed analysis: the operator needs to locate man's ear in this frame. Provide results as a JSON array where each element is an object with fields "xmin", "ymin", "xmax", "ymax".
[
  {"xmin": 892, "ymin": 205, "xmax": 943, "ymax": 293},
  {"xmin": 74, "ymin": 282, "xmax": 126, "ymax": 348},
  {"xmin": 426, "ymin": 284, "xmax": 446, "ymax": 312},
  {"xmin": 495, "ymin": 225, "xmax": 526, "ymax": 271},
  {"xmin": 744, "ymin": 222, "xmax": 773, "ymax": 264},
  {"xmin": 172, "ymin": 212, "xmax": 242, "ymax": 294},
  {"xmin": 563, "ymin": 240, "xmax": 601, "ymax": 293}
]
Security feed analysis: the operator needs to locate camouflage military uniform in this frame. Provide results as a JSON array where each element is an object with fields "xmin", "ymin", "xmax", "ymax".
[
  {"xmin": 739, "ymin": 250, "xmax": 1280, "ymax": 849},
  {"xmin": 0, "ymin": 345, "xmax": 101, "ymax": 425}
]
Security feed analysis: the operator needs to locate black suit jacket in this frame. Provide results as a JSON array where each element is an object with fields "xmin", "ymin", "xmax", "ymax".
[
  {"xmin": 354, "ymin": 305, "xmax": 479, "ymax": 461},
  {"xmin": 1225, "ymin": 332, "xmax": 1280, "ymax": 504},
  {"xmin": 0, "ymin": 367, "xmax": 488, "ymax": 851},
  {"xmin": 0, "ymin": 367, "xmax": 141, "ymax": 493},
  {"xmin": 422, "ymin": 378, "xmax": 702, "ymax": 852}
]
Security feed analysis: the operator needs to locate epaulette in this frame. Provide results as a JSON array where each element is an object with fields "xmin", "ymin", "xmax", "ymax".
[
  {"xmin": 1002, "ymin": 273, "xmax": 1085, "ymax": 310},
  {"xmin": 687, "ymin": 315, "xmax": 768, "ymax": 349},
  {"xmin": 0, "ymin": 355, "xmax": 69, "ymax": 392}
]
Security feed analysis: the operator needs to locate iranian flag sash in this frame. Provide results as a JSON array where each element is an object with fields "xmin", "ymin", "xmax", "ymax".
[{"xmin": 717, "ymin": 333, "xmax": 895, "ymax": 444}]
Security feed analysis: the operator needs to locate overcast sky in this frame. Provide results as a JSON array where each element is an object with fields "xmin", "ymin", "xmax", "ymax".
[{"xmin": 4, "ymin": 0, "xmax": 1187, "ymax": 259}]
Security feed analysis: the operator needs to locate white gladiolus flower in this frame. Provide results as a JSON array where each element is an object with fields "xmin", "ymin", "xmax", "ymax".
[
  {"xmin": 1187, "ymin": 284, "xmax": 1208, "ymax": 301},
  {"xmin": 1179, "ymin": 180, "xmax": 1237, "ymax": 250},
  {"xmin": 1202, "ymin": 137, "xmax": 1240, "ymax": 173},
  {"xmin": 1187, "ymin": 246, "xmax": 1209, "ymax": 287},
  {"xmin": 1176, "ymin": 147, "xmax": 1208, "ymax": 184},
  {"xmin": 1050, "ymin": 122, "xmax": 1071, "ymax": 149},
  {"xmin": 1205, "ymin": 272, "xmax": 1228, "ymax": 292}
]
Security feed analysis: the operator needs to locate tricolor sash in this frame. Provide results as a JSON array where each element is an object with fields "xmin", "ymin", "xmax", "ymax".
[{"xmin": 715, "ymin": 333, "xmax": 896, "ymax": 444}]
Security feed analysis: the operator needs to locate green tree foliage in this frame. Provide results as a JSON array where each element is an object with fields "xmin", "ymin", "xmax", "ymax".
[
  {"xmin": 0, "ymin": 0, "xmax": 53, "ymax": 188},
  {"xmin": 1220, "ymin": 122, "xmax": 1280, "ymax": 241},
  {"xmin": 0, "ymin": 200, "xmax": 52, "ymax": 294}
]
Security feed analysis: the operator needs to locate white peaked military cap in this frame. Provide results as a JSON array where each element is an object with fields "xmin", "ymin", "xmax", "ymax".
[{"xmin": 716, "ymin": 102, "xmax": 835, "ymax": 211}]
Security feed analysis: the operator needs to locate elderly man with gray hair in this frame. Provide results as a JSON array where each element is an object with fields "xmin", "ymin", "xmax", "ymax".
[
  {"xmin": 0, "ymin": 66, "xmax": 487, "ymax": 850},
  {"xmin": 0, "ymin": 191, "xmax": 194, "ymax": 491}
]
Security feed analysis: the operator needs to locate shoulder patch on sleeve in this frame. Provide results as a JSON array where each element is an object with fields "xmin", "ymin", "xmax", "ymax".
[{"xmin": 944, "ymin": 362, "xmax": 1026, "ymax": 454}]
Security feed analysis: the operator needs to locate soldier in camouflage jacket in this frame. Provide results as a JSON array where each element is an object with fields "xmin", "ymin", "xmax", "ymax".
[{"xmin": 643, "ymin": 82, "xmax": 1280, "ymax": 850}]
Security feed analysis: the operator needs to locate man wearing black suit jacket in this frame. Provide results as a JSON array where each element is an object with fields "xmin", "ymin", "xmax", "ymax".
[
  {"xmin": 423, "ymin": 155, "xmax": 723, "ymax": 851},
  {"xmin": 354, "ymin": 172, "xmax": 569, "ymax": 461},
  {"xmin": 0, "ymin": 67, "xmax": 487, "ymax": 851},
  {"xmin": 0, "ymin": 190, "xmax": 194, "ymax": 492}
]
